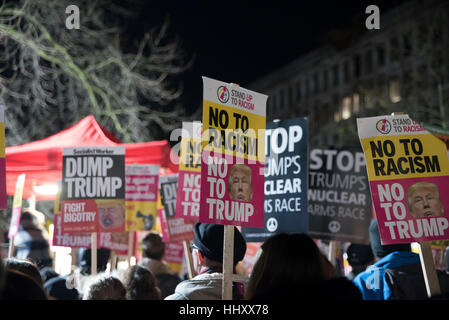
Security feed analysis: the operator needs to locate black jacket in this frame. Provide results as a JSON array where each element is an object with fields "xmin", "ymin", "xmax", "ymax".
[{"xmin": 385, "ymin": 262, "xmax": 449, "ymax": 300}]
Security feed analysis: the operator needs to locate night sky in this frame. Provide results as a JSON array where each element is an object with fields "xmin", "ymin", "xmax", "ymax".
[{"xmin": 124, "ymin": 0, "xmax": 405, "ymax": 114}]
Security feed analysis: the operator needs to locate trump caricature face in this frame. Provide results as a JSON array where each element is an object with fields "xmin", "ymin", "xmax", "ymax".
[
  {"xmin": 408, "ymin": 182, "xmax": 444, "ymax": 218},
  {"xmin": 97, "ymin": 200, "xmax": 125, "ymax": 230},
  {"xmin": 228, "ymin": 164, "xmax": 253, "ymax": 202}
]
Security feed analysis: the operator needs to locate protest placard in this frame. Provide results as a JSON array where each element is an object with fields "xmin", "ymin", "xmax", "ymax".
[
  {"xmin": 53, "ymin": 212, "xmax": 133, "ymax": 255},
  {"xmin": 0, "ymin": 105, "xmax": 5, "ymax": 209},
  {"xmin": 159, "ymin": 174, "xmax": 195, "ymax": 278},
  {"xmin": 434, "ymin": 133, "xmax": 449, "ymax": 151},
  {"xmin": 429, "ymin": 242, "xmax": 449, "ymax": 270},
  {"xmin": 425, "ymin": 132, "xmax": 449, "ymax": 272},
  {"xmin": 134, "ymin": 227, "xmax": 186, "ymax": 276},
  {"xmin": 358, "ymin": 114, "xmax": 449, "ymax": 297},
  {"xmin": 159, "ymin": 174, "xmax": 194, "ymax": 242},
  {"xmin": 52, "ymin": 214, "xmax": 91, "ymax": 248},
  {"xmin": 158, "ymin": 208, "xmax": 169, "ymax": 242},
  {"xmin": 61, "ymin": 146, "xmax": 126, "ymax": 233},
  {"xmin": 101, "ymin": 232, "xmax": 133, "ymax": 256},
  {"xmin": 242, "ymin": 118, "xmax": 308, "ymax": 242},
  {"xmin": 7, "ymin": 174, "xmax": 26, "ymax": 257},
  {"xmin": 421, "ymin": 123, "xmax": 449, "ymax": 151},
  {"xmin": 176, "ymin": 121, "xmax": 202, "ymax": 219},
  {"xmin": 308, "ymin": 147, "xmax": 371, "ymax": 243},
  {"xmin": 200, "ymin": 77, "xmax": 267, "ymax": 228},
  {"xmin": 164, "ymin": 241, "xmax": 185, "ymax": 275},
  {"xmin": 357, "ymin": 115, "xmax": 449, "ymax": 244},
  {"xmin": 200, "ymin": 78, "xmax": 267, "ymax": 300},
  {"xmin": 239, "ymin": 242, "xmax": 262, "ymax": 275},
  {"xmin": 125, "ymin": 164, "xmax": 159, "ymax": 232},
  {"xmin": 53, "ymin": 180, "xmax": 91, "ymax": 247},
  {"xmin": 8, "ymin": 174, "xmax": 26, "ymax": 239}
]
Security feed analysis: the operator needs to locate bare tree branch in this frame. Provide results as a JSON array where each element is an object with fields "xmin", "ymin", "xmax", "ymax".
[{"xmin": 0, "ymin": 0, "xmax": 193, "ymax": 145}]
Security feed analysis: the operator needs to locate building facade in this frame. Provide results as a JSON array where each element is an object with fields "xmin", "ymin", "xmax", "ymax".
[{"xmin": 247, "ymin": 0, "xmax": 449, "ymax": 147}]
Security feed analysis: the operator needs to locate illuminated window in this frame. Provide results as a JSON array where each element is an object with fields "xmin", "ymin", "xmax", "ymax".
[
  {"xmin": 389, "ymin": 79, "xmax": 401, "ymax": 103},
  {"xmin": 341, "ymin": 96, "xmax": 352, "ymax": 119},
  {"xmin": 353, "ymin": 93, "xmax": 360, "ymax": 113},
  {"xmin": 334, "ymin": 110, "xmax": 341, "ymax": 122}
]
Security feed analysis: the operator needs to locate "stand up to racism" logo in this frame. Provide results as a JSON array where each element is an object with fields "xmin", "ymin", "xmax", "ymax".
[
  {"xmin": 217, "ymin": 86, "xmax": 229, "ymax": 103},
  {"xmin": 376, "ymin": 119, "xmax": 392, "ymax": 134}
]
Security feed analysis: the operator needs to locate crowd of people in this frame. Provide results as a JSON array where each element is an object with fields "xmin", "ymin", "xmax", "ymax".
[
  {"xmin": 1, "ymin": 208, "xmax": 449, "ymax": 301},
  {"xmin": 0, "ymin": 233, "xmax": 179, "ymax": 300}
]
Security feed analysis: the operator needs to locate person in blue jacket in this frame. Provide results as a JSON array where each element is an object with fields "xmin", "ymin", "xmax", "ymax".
[{"xmin": 353, "ymin": 219, "xmax": 420, "ymax": 300}]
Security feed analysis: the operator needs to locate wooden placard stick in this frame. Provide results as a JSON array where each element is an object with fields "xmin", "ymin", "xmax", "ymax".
[
  {"xmin": 71, "ymin": 248, "xmax": 78, "ymax": 269},
  {"xmin": 222, "ymin": 225, "xmax": 234, "ymax": 300},
  {"xmin": 110, "ymin": 251, "xmax": 117, "ymax": 272},
  {"xmin": 28, "ymin": 180, "xmax": 36, "ymax": 211},
  {"xmin": 8, "ymin": 174, "xmax": 26, "ymax": 259},
  {"xmin": 8, "ymin": 236, "xmax": 15, "ymax": 258},
  {"xmin": 391, "ymin": 112, "xmax": 441, "ymax": 297},
  {"xmin": 183, "ymin": 240, "xmax": 196, "ymax": 279},
  {"xmin": 418, "ymin": 241, "xmax": 441, "ymax": 297},
  {"xmin": 328, "ymin": 240, "xmax": 338, "ymax": 267},
  {"xmin": 221, "ymin": 81, "xmax": 241, "ymax": 301},
  {"xmin": 127, "ymin": 231, "xmax": 133, "ymax": 267},
  {"xmin": 91, "ymin": 232, "xmax": 97, "ymax": 275}
]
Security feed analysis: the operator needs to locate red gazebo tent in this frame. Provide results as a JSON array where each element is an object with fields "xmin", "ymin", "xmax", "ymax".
[{"xmin": 5, "ymin": 115, "xmax": 178, "ymax": 201}]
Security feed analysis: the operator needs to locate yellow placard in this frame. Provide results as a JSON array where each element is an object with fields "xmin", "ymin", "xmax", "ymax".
[
  {"xmin": 125, "ymin": 201, "xmax": 158, "ymax": 232},
  {"xmin": 202, "ymin": 101, "xmax": 265, "ymax": 162},
  {"xmin": 179, "ymin": 137, "xmax": 202, "ymax": 172},
  {"xmin": 360, "ymin": 134, "xmax": 449, "ymax": 181},
  {"xmin": 54, "ymin": 181, "xmax": 61, "ymax": 214}
]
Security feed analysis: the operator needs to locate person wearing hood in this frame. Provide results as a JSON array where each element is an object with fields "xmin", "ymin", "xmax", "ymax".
[
  {"xmin": 345, "ymin": 243, "xmax": 374, "ymax": 281},
  {"xmin": 353, "ymin": 219, "xmax": 449, "ymax": 299},
  {"xmin": 77, "ymin": 247, "xmax": 111, "ymax": 275},
  {"xmin": 13, "ymin": 208, "xmax": 52, "ymax": 269},
  {"xmin": 70, "ymin": 248, "xmax": 111, "ymax": 296},
  {"xmin": 164, "ymin": 223, "xmax": 247, "ymax": 300}
]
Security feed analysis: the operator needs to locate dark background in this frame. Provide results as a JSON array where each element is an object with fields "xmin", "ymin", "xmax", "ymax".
[{"xmin": 123, "ymin": 0, "xmax": 405, "ymax": 114}]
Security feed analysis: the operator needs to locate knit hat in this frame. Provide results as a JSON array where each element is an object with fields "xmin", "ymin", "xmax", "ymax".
[
  {"xmin": 369, "ymin": 219, "xmax": 411, "ymax": 258},
  {"xmin": 40, "ymin": 267, "xmax": 59, "ymax": 283},
  {"xmin": 44, "ymin": 276, "xmax": 80, "ymax": 300},
  {"xmin": 78, "ymin": 248, "xmax": 111, "ymax": 275},
  {"xmin": 346, "ymin": 244, "xmax": 374, "ymax": 266},
  {"xmin": 193, "ymin": 223, "xmax": 246, "ymax": 265}
]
